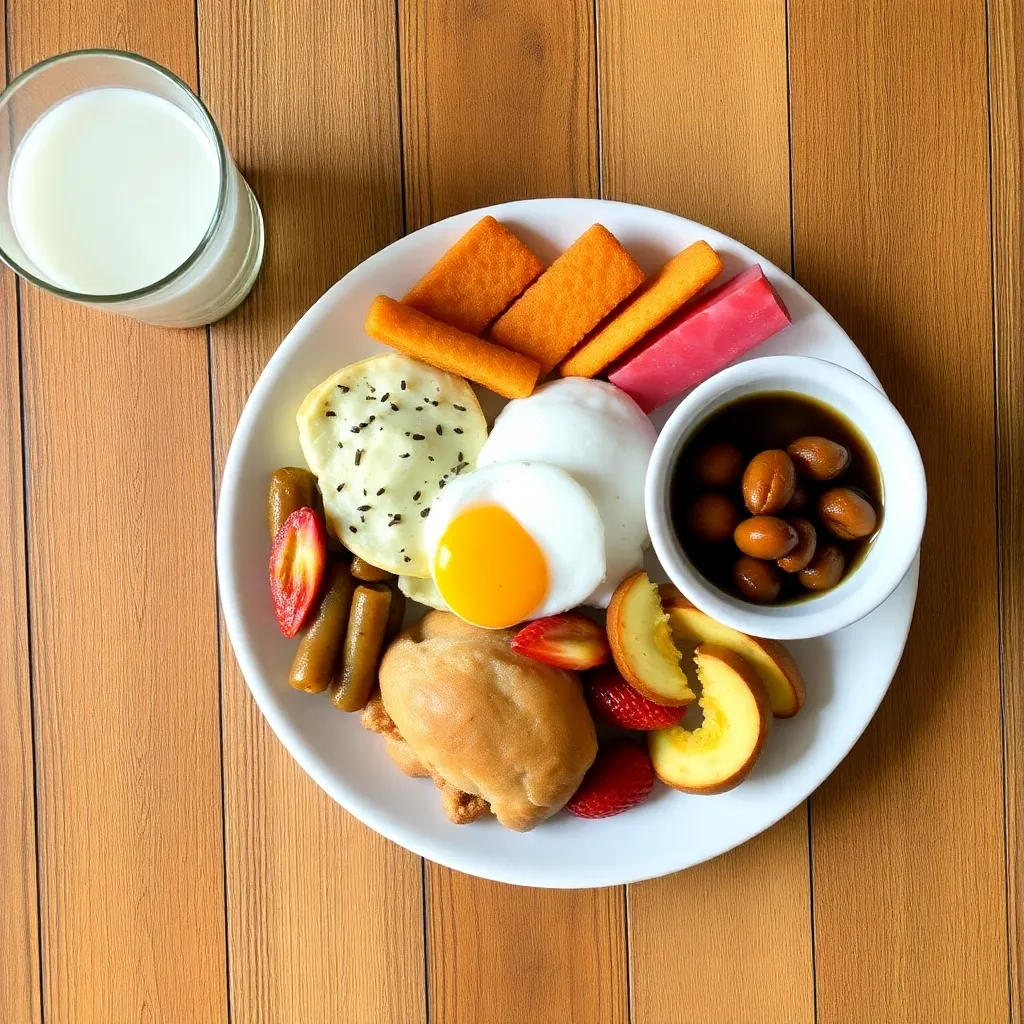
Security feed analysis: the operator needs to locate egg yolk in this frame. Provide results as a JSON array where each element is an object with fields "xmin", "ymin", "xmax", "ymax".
[{"xmin": 433, "ymin": 503, "xmax": 549, "ymax": 628}]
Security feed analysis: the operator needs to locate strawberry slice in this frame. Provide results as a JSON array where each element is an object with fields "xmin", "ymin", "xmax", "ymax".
[
  {"xmin": 511, "ymin": 613, "xmax": 610, "ymax": 671},
  {"xmin": 269, "ymin": 507, "xmax": 327, "ymax": 637},
  {"xmin": 566, "ymin": 740, "xmax": 655, "ymax": 819},
  {"xmin": 587, "ymin": 668, "xmax": 686, "ymax": 730}
]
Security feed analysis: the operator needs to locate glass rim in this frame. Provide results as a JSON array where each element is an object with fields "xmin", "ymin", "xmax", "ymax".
[{"xmin": 0, "ymin": 47, "xmax": 230, "ymax": 304}]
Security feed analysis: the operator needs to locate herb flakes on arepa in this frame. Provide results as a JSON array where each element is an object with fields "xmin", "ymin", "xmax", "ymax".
[{"xmin": 297, "ymin": 353, "xmax": 486, "ymax": 576}]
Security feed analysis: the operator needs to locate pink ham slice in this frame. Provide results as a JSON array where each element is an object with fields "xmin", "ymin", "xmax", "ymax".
[{"xmin": 607, "ymin": 265, "xmax": 791, "ymax": 413}]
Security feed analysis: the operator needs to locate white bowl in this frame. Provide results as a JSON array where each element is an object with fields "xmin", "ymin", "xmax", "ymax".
[{"xmin": 645, "ymin": 356, "xmax": 926, "ymax": 640}]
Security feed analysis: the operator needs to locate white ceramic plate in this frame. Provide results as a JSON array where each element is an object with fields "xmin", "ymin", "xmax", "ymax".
[{"xmin": 217, "ymin": 198, "xmax": 918, "ymax": 888}]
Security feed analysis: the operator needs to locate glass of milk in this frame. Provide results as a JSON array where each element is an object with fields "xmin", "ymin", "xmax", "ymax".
[{"xmin": 0, "ymin": 49, "xmax": 264, "ymax": 327}]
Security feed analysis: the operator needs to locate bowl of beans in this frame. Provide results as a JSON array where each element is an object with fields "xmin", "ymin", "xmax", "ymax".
[{"xmin": 645, "ymin": 356, "xmax": 926, "ymax": 640}]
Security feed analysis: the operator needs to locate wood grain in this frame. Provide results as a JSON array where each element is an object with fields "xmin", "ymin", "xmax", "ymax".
[
  {"xmin": 598, "ymin": 5, "xmax": 814, "ymax": 1022},
  {"xmin": 989, "ymin": 0, "xmax": 1023, "ymax": 1019},
  {"xmin": 400, "ymin": 3, "xmax": 626, "ymax": 1022},
  {"xmin": 789, "ymin": 3, "xmax": 1008, "ymax": 1021},
  {"xmin": 0, "ymin": 10, "xmax": 40, "ymax": 1012},
  {"xmin": 199, "ymin": 1, "xmax": 426, "ymax": 1021},
  {"xmin": 10, "ymin": 4, "xmax": 229, "ymax": 1021}
]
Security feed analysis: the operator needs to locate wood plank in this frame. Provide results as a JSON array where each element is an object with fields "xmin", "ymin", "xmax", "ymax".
[
  {"xmin": 10, "ymin": 4, "xmax": 228, "ymax": 1021},
  {"xmin": 400, "ymin": 4, "xmax": 627, "ymax": 1022},
  {"xmin": 598, "ymin": 4, "xmax": 814, "ymax": 1022},
  {"xmin": 789, "ymin": 3, "xmax": 1008, "ymax": 1020},
  {"xmin": 0, "ymin": 3, "xmax": 40, "ymax": 1013},
  {"xmin": 989, "ymin": 0, "xmax": 1023, "ymax": 1019},
  {"xmin": 199, "ymin": 2, "xmax": 426, "ymax": 1021}
]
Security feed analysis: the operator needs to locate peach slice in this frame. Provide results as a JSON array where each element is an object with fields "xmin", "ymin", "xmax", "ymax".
[
  {"xmin": 659, "ymin": 585, "xmax": 805, "ymax": 718},
  {"xmin": 607, "ymin": 572, "xmax": 696, "ymax": 707},
  {"xmin": 649, "ymin": 644, "xmax": 771, "ymax": 794}
]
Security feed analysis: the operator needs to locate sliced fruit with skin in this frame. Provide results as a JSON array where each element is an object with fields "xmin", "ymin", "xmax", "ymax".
[
  {"xmin": 269, "ymin": 506, "xmax": 327, "ymax": 638},
  {"xmin": 606, "ymin": 571, "xmax": 696, "ymax": 706},
  {"xmin": 649, "ymin": 643, "xmax": 771, "ymax": 794},
  {"xmin": 586, "ymin": 668, "xmax": 686, "ymax": 730},
  {"xmin": 659, "ymin": 584, "xmax": 805, "ymax": 718},
  {"xmin": 566, "ymin": 740, "xmax": 655, "ymax": 819},
  {"xmin": 511, "ymin": 612, "xmax": 610, "ymax": 670}
]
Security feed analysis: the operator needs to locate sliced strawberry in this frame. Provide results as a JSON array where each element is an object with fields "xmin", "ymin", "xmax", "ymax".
[
  {"xmin": 587, "ymin": 668, "xmax": 686, "ymax": 730},
  {"xmin": 269, "ymin": 507, "xmax": 327, "ymax": 637},
  {"xmin": 566, "ymin": 740, "xmax": 655, "ymax": 819},
  {"xmin": 511, "ymin": 613, "xmax": 610, "ymax": 671}
]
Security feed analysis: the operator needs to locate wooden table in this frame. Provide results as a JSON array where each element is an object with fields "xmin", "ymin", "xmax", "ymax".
[{"xmin": 1, "ymin": 2, "xmax": 1020, "ymax": 1022}]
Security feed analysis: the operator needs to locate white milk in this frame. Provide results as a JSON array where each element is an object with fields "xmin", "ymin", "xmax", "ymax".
[{"xmin": 8, "ymin": 87, "xmax": 263, "ymax": 326}]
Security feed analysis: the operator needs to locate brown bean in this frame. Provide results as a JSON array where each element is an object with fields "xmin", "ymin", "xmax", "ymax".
[
  {"xmin": 733, "ymin": 516, "xmax": 799, "ymax": 560},
  {"xmin": 350, "ymin": 556, "xmax": 394, "ymax": 582},
  {"xmin": 798, "ymin": 544, "xmax": 846, "ymax": 591},
  {"xmin": 818, "ymin": 487, "xmax": 877, "ymax": 540},
  {"xmin": 268, "ymin": 467, "xmax": 318, "ymax": 538},
  {"xmin": 385, "ymin": 583, "xmax": 407, "ymax": 640},
  {"xmin": 686, "ymin": 493, "xmax": 741, "ymax": 544},
  {"xmin": 777, "ymin": 518, "xmax": 818, "ymax": 573},
  {"xmin": 331, "ymin": 584, "xmax": 392, "ymax": 712},
  {"xmin": 787, "ymin": 436, "xmax": 851, "ymax": 480},
  {"xmin": 742, "ymin": 450, "xmax": 796, "ymax": 515},
  {"xmin": 786, "ymin": 485, "xmax": 809, "ymax": 512},
  {"xmin": 693, "ymin": 442, "xmax": 744, "ymax": 488},
  {"xmin": 733, "ymin": 555, "xmax": 781, "ymax": 603},
  {"xmin": 288, "ymin": 560, "xmax": 355, "ymax": 693}
]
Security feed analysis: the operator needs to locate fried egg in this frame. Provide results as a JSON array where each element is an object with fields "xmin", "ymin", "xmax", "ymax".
[
  {"xmin": 477, "ymin": 378, "xmax": 657, "ymax": 606},
  {"xmin": 423, "ymin": 462, "xmax": 606, "ymax": 629}
]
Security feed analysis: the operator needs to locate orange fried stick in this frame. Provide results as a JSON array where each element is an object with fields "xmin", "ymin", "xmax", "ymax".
[
  {"xmin": 403, "ymin": 216, "xmax": 543, "ymax": 334},
  {"xmin": 558, "ymin": 240, "xmax": 723, "ymax": 379},
  {"xmin": 365, "ymin": 296, "xmax": 541, "ymax": 400},
  {"xmin": 489, "ymin": 224, "xmax": 645, "ymax": 374}
]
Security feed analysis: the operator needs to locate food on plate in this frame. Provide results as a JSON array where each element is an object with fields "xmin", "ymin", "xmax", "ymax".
[
  {"xmin": 402, "ymin": 215, "xmax": 543, "ymax": 334},
  {"xmin": 732, "ymin": 555, "xmax": 781, "ymax": 603},
  {"xmin": 330, "ymin": 583, "xmax": 392, "ymax": 712},
  {"xmin": 365, "ymin": 295, "xmax": 541, "ymax": 399},
  {"xmin": 607, "ymin": 265, "xmax": 791, "ymax": 413},
  {"xmin": 350, "ymin": 555, "xmax": 394, "ymax": 582},
  {"xmin": 511, "ymin": 613, "xmax": 610, "ymax": 671},
  {"xmin": 686, "ymin": 493, "xmax": 741, "ymax": 544},
  {"xmin": 659, "ymin": 586, "xmax": 805, "ymax": 717},
  {"xmin": 288, "ymin": 559, "xmax": 355, "ymax": 693},
  {"xmin": 423, "ymin": 462, "xmax": 606, "ymax": 629},
  {"xmin": 296, "ymin": 353, "xmax": 487, "ymax": 577},
  {"xmin": 649, "ymin": 644, "xmax": 771, "ymax": 794},
  {"xmin": 385, "ymin": 581, "xmax": 407, "ymax": 639},
  {"xmin": 786, "ymin": 435, "xmax": 851, "ymax": 481},
  {"xmin": 671, "ymin": 392, "xmax": 881, "ymax": 604},
  {"xmin": 489, "ymin": 224, "xmax": 645, "ymax": 374},
  {"xmin": 565, "ymin": 740, "xmax": 655, "ymax": 819},
  {"xmin": 558, "ymin": 240, "xmax": 723, "ymax": 379},
  {"xmin": 268, "ymin": 507, "xmax": 326, "ymax": 638},
  {"xmin": 477, "ymin": 378, "xmax": 657, "ymax": 605},
  {"xmin": 733, "ymin": 516, "xmax": 798, "ymax": 560},
  {"xmin": 818, "ymin": 486, "xmax": 877, "ymax": 540},
  {"xmin": 378, "ymin": 611, "xmax": 597, "ymax": 831},
  {"xmin": 692, "ymin": 441, "xmax": 744, "ymax": 488},
  {"xmin": 397, "ymin": 573, "xmax": 449, "ymax": 610},
  {"xmin": 606, "ymin": 571, "xmax": 696, "ymax": 706},
  {"xmin": 776, "ymin": 517, "xmax": 817, "ymax": 573},
  {"xmin": 586, "ymin": 668, "xmax": 686, "ymax": 730},
  {"xmin": 742, "ymin": 449, "xmax": 796, "ymax": 515},
  {"xmin": 267, "ymin": 466, "xmax": 319, "ymax": 538}
]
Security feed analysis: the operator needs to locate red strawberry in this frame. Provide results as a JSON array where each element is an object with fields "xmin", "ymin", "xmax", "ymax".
[
  {"xmin": 511, "ymin": 613, "xmax": 610, "ymax": 671},
  {"xmin": 566, "ymin": 740, "xmax": 655, "ymax": 819},
  {"xmin": 269, "ymin": 507, "xmax": 326, "ymax": 637},
  {"xmin": 587, "ymin": 668, "xmax": 686, "ymax": 730}
]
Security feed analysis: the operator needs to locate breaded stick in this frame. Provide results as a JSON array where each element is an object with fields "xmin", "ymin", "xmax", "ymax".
[
  {"xmin": 489, "ymin": 224, "xmax": 645, "ymax": 373},
  {"xmin": 365, "ymin": 295, "xmax": 541, "ymax": 399},
  {"xmin": 558, "ymin": 240, "xmax": 723, "ymax": 378},
  {"xmin": 403, "ymin": 216, "xmax": 543, "ymax": 334}
]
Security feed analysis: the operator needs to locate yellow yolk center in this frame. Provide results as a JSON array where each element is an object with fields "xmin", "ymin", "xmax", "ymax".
[{"xmin": 434, "ymin": 503, "xmax": 549, "ymax": 628}]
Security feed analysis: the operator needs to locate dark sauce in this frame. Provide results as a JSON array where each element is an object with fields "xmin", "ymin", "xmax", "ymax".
[{"xmin": 671, "ymin": 391, "xmax": 884, "ymax": 604}]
